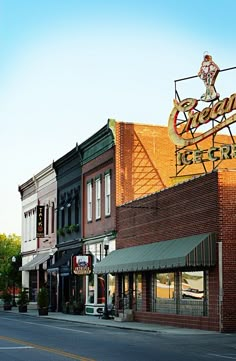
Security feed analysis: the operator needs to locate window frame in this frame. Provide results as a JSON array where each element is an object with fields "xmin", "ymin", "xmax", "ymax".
[
  {"xmin": 95, "ymin": 177, "xmax": 101, "ymax": 220},
  {"xmin": 104, "ymin": 172, "xmax": 111, "ymax": 217},
  {"xmin": 87, "ymin": 181, "xmax": 93, "ymax": 222}
]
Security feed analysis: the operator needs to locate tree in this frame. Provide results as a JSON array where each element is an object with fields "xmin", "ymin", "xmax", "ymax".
[{"xmin": 0, "ymin": 233, "xmax": 21, "ymax": 292}]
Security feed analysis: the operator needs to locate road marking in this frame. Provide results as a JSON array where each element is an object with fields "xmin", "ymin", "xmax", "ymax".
[
  {"xmin": 0, "ymin": 336, "xmax": 95, "ymax": 361},
  {"xmin": 0, "ymin": 346, "xmax": 34, "ymax": 349},
  {"xmin": 208, "ymin": 354, "xmax": 236, "ymax": 360},
  {"xmin": 24, "ymin": 321, "xmax": 91, "ymax": 334},
  {"xmin": 1, "ymin": 317, "xmax": 91, "ymax": 334}
]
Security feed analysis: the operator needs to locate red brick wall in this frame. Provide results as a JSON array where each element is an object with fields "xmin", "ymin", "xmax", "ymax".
[
  {"xmin": 116, "ymin": 171, "xmax": 221, "ymax": 331},
  {"xmin": 218, "ymin": 170, "xmax": 236, "ymax": 332},
  {"xmin": 82, "ymin": 148, "xmax": 116, "ymax": 238},
  {"xmin": 117, "ymin": 171, "xmax": 219, "ymax": 248},
  {"xmin": 115, "ymin": 122, "xmax": 236, "ymax": 207},
  {"xmin": 116, "ymin": 170, "xmax": 236, "ymax": 331}
]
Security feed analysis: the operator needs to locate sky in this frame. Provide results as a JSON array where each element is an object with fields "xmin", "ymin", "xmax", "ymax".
[{"xmin": 1, "ymin": 0, "xmax": 236, "ymax": 236}]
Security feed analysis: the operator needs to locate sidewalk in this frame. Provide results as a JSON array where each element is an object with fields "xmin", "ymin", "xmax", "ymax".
[{"xmin": 4, "ymin": 307, "xmax": 218, "ymax": 335}]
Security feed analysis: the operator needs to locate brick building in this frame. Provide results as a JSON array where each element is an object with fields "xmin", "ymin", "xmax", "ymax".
[{"xmin": 95, "ymin": 169, "xmax": 236, "ymax": 332}]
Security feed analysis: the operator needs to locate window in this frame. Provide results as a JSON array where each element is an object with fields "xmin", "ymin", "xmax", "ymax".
[
  {"xmin": 105, "ymin": 172, "xmax": 111, "ymax": 216},
  {"xmin": 95, "ymin": 177, "xmax": 101, "ymax": 219},
  {"xmin": 61, "ymin": 208, "xmax": 65, "ymax": 228},
  {"xmin": 150, "ymin": 271, "xmax": 207, "ymax": 316},
  {"xmin": 51, "ymin": 202, "xmax": 55, "ymax": 233},
  {"xmin": 87, "ymin": 181, "xmax": 92, "ymax": 222},
  {"xmin": 67, "ymin": 203, "xmax": 71, "ymax": 225},
  {"xmin": 75, "ymin": 194, "xmax": 79, "ymax": 224}
]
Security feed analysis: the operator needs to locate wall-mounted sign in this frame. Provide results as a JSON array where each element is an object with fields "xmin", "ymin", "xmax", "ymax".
[
  {"xmin": 36, "ymin": 205, "xmax": 45, "ymax": 238},
  {"xmin": 168, "ymin": 54, "xmax": 236, "ymax": 170},
  {"xmin": 72, "ymin": 255, "xmax": 92, "ymax": 275}
]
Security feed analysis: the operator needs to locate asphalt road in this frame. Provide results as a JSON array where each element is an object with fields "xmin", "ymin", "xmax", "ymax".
[{"xmin": 1, "ymin": 312, "xmax": 236, "ymax": 361}]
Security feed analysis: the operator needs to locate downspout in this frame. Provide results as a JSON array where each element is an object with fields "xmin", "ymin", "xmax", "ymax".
[{"xmin": 218, "ymin": 241, "xmax": 223, "ymax": 332}]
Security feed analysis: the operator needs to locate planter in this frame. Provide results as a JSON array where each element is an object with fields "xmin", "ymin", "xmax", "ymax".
[
  {"xmin": 18, "ymin": 305, "xmax": 27, "ymax": 313},
  {"xmin": 38, "ymin": 307, "xmax": 48, "ymax": 316},
  {"xmin": 4, "ymin": 304, "xmax": 12, "ymax": 311}
]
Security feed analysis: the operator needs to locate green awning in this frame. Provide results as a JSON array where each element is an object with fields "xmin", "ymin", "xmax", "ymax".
[{"xmin": 94, "ymin": 233, "xmax": 216, "ymax": 274}]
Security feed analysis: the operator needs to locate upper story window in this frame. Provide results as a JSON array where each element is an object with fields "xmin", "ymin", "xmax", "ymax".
[
  {"xmin": 104, "ymin": 171, "xmax": 111, "ymax": 217},
  {"xmin": 87, "ymin": 181, "xmax": 93, "ymax": 222},
  {"xmin": 51, "ymin": 202, "xmax": 55, "ymax": 233},
  {"xmin": 95, "ymin": 177, "xmax": 101, "ymax": 220}
]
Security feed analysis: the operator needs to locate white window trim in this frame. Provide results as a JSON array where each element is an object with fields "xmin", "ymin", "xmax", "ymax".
[
  {"xmin": 87, "ymin": 181, "xmax": 92, "ymax": 222},
  {"xmin": 95, "ymin": 178, "xmax": 101, "ymax": 220},
  {"xmin": 105, "ymin": 172, "xmax": 111, "ymax": 216}
]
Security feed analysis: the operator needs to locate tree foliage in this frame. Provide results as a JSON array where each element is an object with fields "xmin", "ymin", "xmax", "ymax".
[{"xmin": 0, "ymin": 233, "xmax": 21, "ymax": 292}]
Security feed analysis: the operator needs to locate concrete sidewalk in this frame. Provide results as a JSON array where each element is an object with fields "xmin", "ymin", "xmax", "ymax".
[{"xmin": 4, "ymin": 307, "xmax": 218, "ymax": 335}]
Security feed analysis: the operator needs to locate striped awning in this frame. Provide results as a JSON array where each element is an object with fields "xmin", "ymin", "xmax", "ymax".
[
  {"xmin": 94, "ymin": 233, "xmax": 216, "ymax": 274},
  {"xmin": 20, "ymin": 250, "xmax": 56, "ymax": 271}
]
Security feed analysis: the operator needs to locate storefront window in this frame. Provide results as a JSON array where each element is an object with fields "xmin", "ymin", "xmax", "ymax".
[
  {"xmin": 152, "ymin": 273, "xmax": 175, "ymax": 314},
  {"xmin": 150, "ymin": 270, "xmax": 207, "ymax": 316},
  {"xmin": 181, "ymin": 271, "xmax": 204, "ymax": 299},
  {"xmin": 97, "ymin": 275, "xmax": 105, "ymax": 304},
  {"xmin": 180, "ymin": 271, "xmax": 207, "ymax": 316},
  {"xmin": 155, "ymin": 273, "xmax": 175, "ymax": 299},
  {"xmin": 135, "ymin": 273, "xmax": 142, "ymax": 311},
  {"xmin": 85, "ymin": 240, "xmax": 116, "ymax": 307}
]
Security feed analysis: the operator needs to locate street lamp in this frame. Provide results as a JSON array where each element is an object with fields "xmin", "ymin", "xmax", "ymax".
[
  {"xmin": 48, "ymin": 249, "xmax": 54, "ymax": 312},
  {"xmin": 11, "ymin": 256, "xmax": 16, "ymax": 307},
  {"xmin": 102, "ymin": 236, "xmax": 110, "ymax": 320}
]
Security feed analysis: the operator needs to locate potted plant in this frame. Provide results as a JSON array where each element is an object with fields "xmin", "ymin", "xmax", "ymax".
[
  {"xmin": 72, "ymin": 300, "xmax": 84, "ymax": 315},
  {"xmin": 2, "ymin": 290, "xmax": 12, "ymax": 310},
  {"xmin": 65, "ymin": 225, "xmax": 72, "ymax": 234},
  {"xmin": 17, "ymin": 288, "xmax": 29, "ymax": 312},
  {"xmin": 37, "ymin": 287, "xmax": 49, "ymax": 316},
  {"xmin": 69, "ymin": 224, "xmax": 80, "ymax": 233},
  {"xmin": 57, "ymin": 228, "xmax": 65, "ymax": 237}
]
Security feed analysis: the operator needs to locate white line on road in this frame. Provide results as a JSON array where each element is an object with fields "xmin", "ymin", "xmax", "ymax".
[
  {"xmin": 0, "ymin": 346, "xmax": 34, "ymax": 349},
  {"xmin": 207, "ymin": 354, "xmax": 236, "ymax": 360},
  {"xmin": 1, "ymin": 317, "xmax": 91, "ymax": 334},
  {"xmin": 24, "ymin": 321, "xmax": 91, "ymax": 334}
]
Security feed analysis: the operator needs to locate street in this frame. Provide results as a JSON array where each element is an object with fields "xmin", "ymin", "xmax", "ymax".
[{"xmin": 1, "ymin": 312, "xmax": 236, "ymax": 361}]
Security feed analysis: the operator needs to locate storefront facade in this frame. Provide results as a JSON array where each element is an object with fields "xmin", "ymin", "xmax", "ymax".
[
  {"xmin": 51, "ymin": 144, "xmax": 83, "ymax": 312},
  {"xmin": 19, "ymin": 164, "xmax": 57, "ymax": 304},
  {"xmin": 95, "ymin": 170, "xmax": 236, "ymax": 332}
]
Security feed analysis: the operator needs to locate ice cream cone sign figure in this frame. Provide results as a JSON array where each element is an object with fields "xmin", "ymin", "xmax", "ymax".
[{"xmin": 198, "ymin": 53, "xmax": 220, "ymax": 102}]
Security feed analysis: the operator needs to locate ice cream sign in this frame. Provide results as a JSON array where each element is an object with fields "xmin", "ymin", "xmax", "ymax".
[
  {"xmin": 72, "ymin": 255, "xmax": 92, "ymax": 275},
  {"xmin": 168, "ymin": 54, "xmax": 236, "ymax": 165}
]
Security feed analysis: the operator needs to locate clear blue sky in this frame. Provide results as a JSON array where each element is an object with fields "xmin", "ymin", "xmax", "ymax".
[{"xmin": 1, "ymin": 0, "xmax": 236, "ymax": 235}]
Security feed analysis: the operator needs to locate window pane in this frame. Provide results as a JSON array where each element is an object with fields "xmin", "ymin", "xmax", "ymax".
[
  {"xmin": 181, "ymin": 271, "xmax": 204, "ymax": 299},
  {"xmin": 180, "ymin": 271, "xmax": 206, "ymax": 316},
  {"xmin": 105, "ymin": 173, "xmax": 111, "ymax": 216},
  {"xmin": 152, "ymin": 273, "xmax": 175, "ymax": 314},
  {"xmin": 95, "ymin": 178, "xmax": 101, "ymax": 219},
  {"xmin": 87, "ymin": 182, "xmax": 92, "ymax": 221}
]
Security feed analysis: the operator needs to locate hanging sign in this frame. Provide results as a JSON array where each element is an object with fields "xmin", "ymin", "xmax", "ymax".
[
  {"xmin": 36, "ymin": 205, "xmax": 45, "ymax": 238},
  {"xmin": 72, "ymin": 255, "xmax": 92, "ymax": 275}
]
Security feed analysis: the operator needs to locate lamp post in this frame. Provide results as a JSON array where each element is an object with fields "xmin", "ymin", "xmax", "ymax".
[
  {"xmin": 102, "ymin": 236, "xmax": 110, "ymax": 320},
  {"xmin": 11, "ymin": 256, "xmax": 16, "ymax": 307},
  {"xmin": 48, "ymin": 249, "xmax": 54, "ymax": 312}
]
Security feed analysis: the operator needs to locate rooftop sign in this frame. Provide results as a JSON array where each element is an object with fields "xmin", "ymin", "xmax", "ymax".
[{"xmin": 168, "ymin": 55, "xmax": 236, "ymax": 171}]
